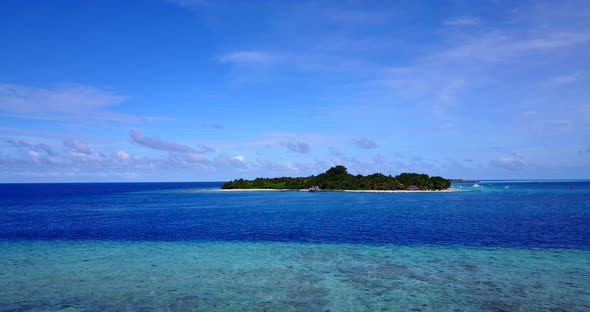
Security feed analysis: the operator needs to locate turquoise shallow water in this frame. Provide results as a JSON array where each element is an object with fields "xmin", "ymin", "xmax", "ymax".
[{"xmin": 2, "ymin": 241, "xmax": 589, "ymax": 311}]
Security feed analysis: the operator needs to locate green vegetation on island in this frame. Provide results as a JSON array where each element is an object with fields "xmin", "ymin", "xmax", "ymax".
[{"xmin": 221, "ymin": 165, "xmax": 451, "ymax": 191}]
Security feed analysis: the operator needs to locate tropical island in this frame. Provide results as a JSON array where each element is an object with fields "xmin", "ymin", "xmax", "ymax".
[{"xmin": 221, "ymin": 165, "xmax": 452, "ymax": 191}]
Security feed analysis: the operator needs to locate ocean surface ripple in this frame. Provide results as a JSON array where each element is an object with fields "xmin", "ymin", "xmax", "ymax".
[{"xmin": 0, "ymin": 181, "xmax": 589, "ymax": 249}]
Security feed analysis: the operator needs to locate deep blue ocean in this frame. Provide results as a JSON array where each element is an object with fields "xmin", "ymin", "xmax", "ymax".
[
  {"xmin": 1, "ymin": 181, "xmax": 589, "ymax": 248},
  {"xmin": 1, "ymin": 181, "xmax": 589, "ymax": 311}
]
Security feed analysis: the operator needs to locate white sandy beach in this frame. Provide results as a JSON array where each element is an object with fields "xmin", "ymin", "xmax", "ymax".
[
  {"xmin": 342, "ymin": 189, "xmax": 461, "ymax": 193},
  {"xmin": 183, "ymin": 188, "xmax": 463, "ymax": 193},
  {"xmin": 182, "ymin": 188, "xmax": 297, "ymax": 193}
]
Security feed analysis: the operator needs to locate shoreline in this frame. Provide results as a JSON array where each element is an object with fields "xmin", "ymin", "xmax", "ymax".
[
  {"xmin": 183, "ymin": 188, "xmax": 464, "ymax": 193},
  {"xmin": 342, "ymin": 189, "xmax": 461, "ymax": 193}
]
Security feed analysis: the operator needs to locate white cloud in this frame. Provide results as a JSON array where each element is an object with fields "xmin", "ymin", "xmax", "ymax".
[
  {"xmin": 1, "ymin": 136, "xmax": 197, "ymax": 180},
  {"xmin": 212, "ymin": 154, "xmax": 248, "ymax": 170},
  {"xmin": 28, "ymin": 150, "xmax": 40, "ymax": 163},
  {"xmin": 230, "ymin": 155, "xmax": 248, "ymax": 169},
  {"xmin": 112, "ymin": 150, "xmax": 131, "ymax": 161}
]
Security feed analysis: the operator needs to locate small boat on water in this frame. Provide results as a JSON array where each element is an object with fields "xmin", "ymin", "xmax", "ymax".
[
  {"xmin": 309, "ymin": 186, "xmax": 321, "ymax": 192},
  {"xmin": 472, "ymin": 183, "xmax": 483, "ymax": 188},
  {"xmin": 487, "ymin": 184, "xmax": 493, "ymax": 187}
]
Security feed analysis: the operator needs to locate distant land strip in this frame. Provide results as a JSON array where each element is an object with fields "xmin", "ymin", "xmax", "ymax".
[{"xmin": 221, "ymin": 166, "xmax": 452, "ymax": 191}]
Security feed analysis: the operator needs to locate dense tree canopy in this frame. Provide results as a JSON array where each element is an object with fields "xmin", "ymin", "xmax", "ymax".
[{"xmin": 221, "ymin": 166, "xmax": 451, "ymax": 191}]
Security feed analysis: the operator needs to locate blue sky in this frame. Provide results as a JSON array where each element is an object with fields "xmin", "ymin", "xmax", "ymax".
[{"xmin": 1, "ymin": 0, "xmax": 589, "ymax": 182}]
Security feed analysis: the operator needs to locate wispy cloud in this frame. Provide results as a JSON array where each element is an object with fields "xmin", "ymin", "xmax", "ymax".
[
  {"xmin": 547, "ymin": 71, "xmax": 584, "ymax": 86},
  {"xmin": 0, "ymin": 83, "xmax": 124, "ymax": 113},
  {"xmin": 254, "ymin": 158, "xmax": 300, "ymax": 175},
  {"xmin": 63, "ymin": 139, "xmax": 106, "ymax": 162},
  {"xmin": 213, "ymin": 154, "xmax": 249, "ymax": 170},
  {"xmin": 439, "ymin": 31, "xmax": 590, "ymax": 62},
  {"xmin": 367, "ymin": 1, "xmax": 590, "ymax": 129},
  {"xmin": 201, "ymin": 123, "xmax": 224, "ymax": 129},
  {"xmin": 520, "ymin": 102, "xmax": 590, "ymax": 132},
  {"xmin": 281, "ymin": 139, "xmax": 310, "ymax": 154},
  {"xmin": 580, "ymin": 104, "xmax": 590, "ymax": 126},
  {"xmin": 3, "ymin": 138, "xmax": 57, "ymax": 157},
  {"xmin": 2, "ymin": 137, "xmax": 110, "ymax": 168},
  {"xmin": 219, "ymin": 51, "xmax": 277, "ymax": 64},
  {"xmin": 211, "ymin": 132, "xmax": 336, "ymax": 153},
  {"xmin": 435, "ymin": 79, "xmax": 465, "ymax": 106},
  {"xmin": 443, "ymin": 17, "xmax": 481, "ymax": 26},
  {"xmin": 129, "ymin": 129, "xmax": 214, "ymax": 154},
  {"xmin": 490, "ymin": 153, "xmax": 526, "ymax": 170},
  {"xmin": 63, "ymin": 139, "xmax": 94, "ymax": 155},
  {"xmin": 354, "ymin": 137, "xmax": 378, "ymax": 149},
  {"xmin": 166, "ymin": 0, "xmax": 211, "ymax": 9},
  {"xmin": 320, "ymin": 7, "xmax": 392, "ymax": 24},
  {"xmin": 0, "ymin": 83, "xmax": 160, "ymax": 122}
]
